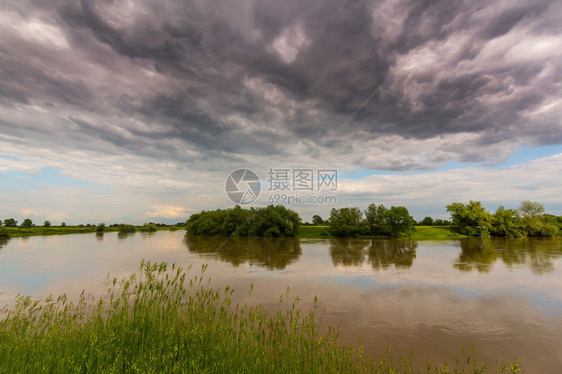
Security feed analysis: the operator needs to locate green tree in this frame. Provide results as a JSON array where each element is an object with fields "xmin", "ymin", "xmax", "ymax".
[
  {"xmin": 21, "ymin": 218, "xmax": 33, "ymax": 228},
  {"xmin": 517, "ymin": 201, "xmax": 559, "ymax": 237},
  {"xmin": 96, "ymin": 223, "xmax": 105, "ymax": 233},
  {"xmin": 328, "ymin": 207, "xmax": 365, "ymax": 237},
  {"xmin": 43, "ymin": 221, "xmax": 51, "ymax": 227},
  {"xmin": 185, "ymin": 205, "xmax": 300, "ymax": 238},
  {"xmin": 364, "ymin": 204, "xmax": 388, "ymax": 236},
  {"xmin": 61, "ymin": 222, "xmax": 66, "ymax": 227},
  {"xmin": 4, "ymin": 218, "xmax": 17, "ymax": 227},
  {"xmin": 491, "ymin": 206, "xmax": 525, "ymax": 238},
  {"xmin": 386, "ymin": 206, "xmax": 414, "ymax": 236},
  {"xmin": 519, "ymin": 200, "xmax": 544, "ymax": 217},
  {"xmin": 446, "ymin": 201, "xmax": 493, "ymax": 237},
  {"xmin": 433, "ymin": 219, "xmax": 450, "ymax": 226},
  {"xmin": 420, "ymin": 216, "xmax": 434, "ymax": 226},
  {"xmin": 311, "ymin": 215, "xmax": 324, "ymax": 225},
  {"xmin": 0, "ymin": 219, "xmax": 3, "ymax": 226}
]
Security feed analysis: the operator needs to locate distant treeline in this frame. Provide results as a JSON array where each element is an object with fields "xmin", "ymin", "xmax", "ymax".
[
  {"xmin": 185, "ymin": 200, "xmax": 561, "ymax": 239},
  {"xmin": 0, "ymin": 219, "xmax": 185, "ymax": 229},
  {"xmin": 185, "ymin": 205, "xmax": 301, "ymax": 237},
  {"xmin": 446, "ymin": 200, "xmax": 561, "ymax": 238}
]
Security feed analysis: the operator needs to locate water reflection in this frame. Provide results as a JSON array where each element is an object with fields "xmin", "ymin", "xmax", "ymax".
[
  {"xmin": 0, "ymin": 237, "xmax": 10, "ymax": 250},
  {"xmin": 184, "ymin": 235, "xmax": 302, "ymax": 270},
  {"xmin": 117, "ymin": 232, "xmax": 135, "ymax": 240},
  {"xmin": 368, "ymin": 239, "xmax": 417, "ymax": 270},
  {"xmin": 329, "ymin": 239, "xmax": 417, "ymax": 270},
  {"xmin": 95, "ymin": 233, "xmax": 104, "ymax": 241},
  {"xmin": 455, "ymin": 238, "xmax": 562, "ymax": 273}
]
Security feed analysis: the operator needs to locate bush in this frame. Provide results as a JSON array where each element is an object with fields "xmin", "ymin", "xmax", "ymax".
[
  {"xmin": 139, "ymin": 223, "xmax": 157, "ymax": 232},
  {"xmin": 96, "ymin": 223, "xmax": 106, "ymax": 233},
  {"xmin": 169, "ymin": 226, "xmax": 178, "ymax": 231},
  {"xmin": 118, "ymin": 224, "xmax": 136, "ymax": 234},
  {"xmin": 43, "ymin": 221, "xmax": 51, "ymax": 227}
]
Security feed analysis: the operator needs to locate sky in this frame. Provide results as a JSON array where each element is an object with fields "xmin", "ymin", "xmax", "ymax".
[{"xmin": 0, "ymin": 0, "xmax": 561, "ymax": 224}]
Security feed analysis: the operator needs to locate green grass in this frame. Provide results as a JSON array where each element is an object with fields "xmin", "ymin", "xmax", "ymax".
[
  {"xmin": 298, "ymin": 225, "xmax": 467, "ymax": 240},
  {"xmin": 297, "ymin": 225, "xmax": 330, "ymax": 238},
  {"xmin": 410, "ymin": 226, "xmax": 467, "ymax": 240},
  {"xmin": 1, "ymin": 226, "xmax": 183, "ymax": 238},
  {"xmin": 0, "ymin": 261, "xmax": 519, "ymax": 373}
]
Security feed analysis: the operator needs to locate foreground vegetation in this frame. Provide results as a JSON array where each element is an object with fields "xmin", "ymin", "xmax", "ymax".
[{"xmin": 0, "ymin": 261, "xmax": 520, "ymax": 373}]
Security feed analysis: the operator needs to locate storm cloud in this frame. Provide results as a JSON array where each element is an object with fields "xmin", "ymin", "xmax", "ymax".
[{"xmin": 0, "ymin": 0, "xmax": 561, "ymax": 222}]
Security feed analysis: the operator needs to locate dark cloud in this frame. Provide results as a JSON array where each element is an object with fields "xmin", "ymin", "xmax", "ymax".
[{"xmin": 0, "ymin": 0, "xmax": 561, "ymax": 171}]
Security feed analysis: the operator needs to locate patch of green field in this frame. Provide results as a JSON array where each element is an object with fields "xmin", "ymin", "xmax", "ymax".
[
  {"xmin": 2, "ymin": 226, "xmax": 183, "ymax": 238},
  {"xmin": 410, "ymin": 226, "xmax": 467, "ymax": 240},
  {"xmin": 298, "ymin": 225, "xmax": 466, "ymax": 240},
  {"xmin": 297, "ymin": 225, "xmax": 330, "ymax": 238},
  {"xmin": 0, "ymin": 261, "xmax": 518, "ymax": 373}
]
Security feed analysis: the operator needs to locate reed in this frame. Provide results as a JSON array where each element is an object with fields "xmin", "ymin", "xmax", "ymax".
[{"xmin": 0, "ymin": 260, "xmax": 519, "ymax": 373}]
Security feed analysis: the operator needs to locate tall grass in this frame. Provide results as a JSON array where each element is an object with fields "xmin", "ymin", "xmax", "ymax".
[{"xmin": 0, "ymin": 261, "xmax": 519, "ymax": 373}]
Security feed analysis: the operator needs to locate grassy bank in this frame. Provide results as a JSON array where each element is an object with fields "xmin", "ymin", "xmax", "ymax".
[
  {"xmin": 1, "ymin": 226, "xmax": 183, "ymax": 238},
  {"xmin": 0, "ymin": 261, "xmax": 518, "ymax": 373},
  {"xmin": 297, "ymin": 225, "xmax": 466, "ymax": 240}
]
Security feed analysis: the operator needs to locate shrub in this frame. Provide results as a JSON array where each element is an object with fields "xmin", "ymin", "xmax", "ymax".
[
  {"xmin": 139, "ymin": 223, "xmax": 157, "ymax": 232},
  {"xmin": 118, "ymin": 224, "xmax": 136, "ymax": 234}
]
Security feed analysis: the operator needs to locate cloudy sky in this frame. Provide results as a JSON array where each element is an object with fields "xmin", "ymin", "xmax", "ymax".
[{"xmin": 1, "ymin": 0, "xmax": 561, "ymax": 224}]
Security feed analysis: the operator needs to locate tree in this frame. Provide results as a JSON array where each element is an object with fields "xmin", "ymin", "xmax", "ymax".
[
  {"xmin": 446, "ymin": 201, "xmax": 493, "ymax": 237},
  {"xmin": 4, "ymin": 218, "xmax": 17, "ymax": 227},
  {"xmin": 420, "ymin": 216, "xmax": 434, "ymax": 226},
  {"xmin": 96, "ymin": 223, "xmax": 105, "ymax": 233},
  {"xmin": 433, "ymin": 219, "xmax": 450, "ymax": 226},
  {"xmin": 20, "ymin": 218, "xmax": 33, "ymax": 228},
  {"xmin": 386, "ymin": 206, "xmax": 414, "ymax": 236},
  {"xmin": 0, "ymin": 219, "xmax": 3, "ymax": 226},
  {"xmin": 328, "ymin": 207, "xmax": 366, "ymax": 237},
  {"xmin": 43, "ymin": 221, "xmax": 51, "ymax": 227},
  {"xmin": 61, "ymin": 222, "xmax": 66, "ymax": 227},
  {"xmin": 311, "ymin": 215, "xmax": 324, "ymax": 225},
  {"xmin": 519, "ymin": 201, "xmax": 544, "ymax": 217},
  {"xmin": 491, "ymin": 206, "xmax": 525, "ymax": 238},
  {"xmin": 364, "ymin": 204, "xmax": 388, "ymax": 236}
]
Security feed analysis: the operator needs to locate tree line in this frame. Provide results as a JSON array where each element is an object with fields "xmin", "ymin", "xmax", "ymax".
[{"xmin": 446, "ymin": 200, "xmax": 561, "ymax": 238}]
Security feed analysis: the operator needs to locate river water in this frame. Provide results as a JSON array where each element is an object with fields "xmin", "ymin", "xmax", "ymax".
[{"xmin": 1, "ymin": 231, "xmax": 561, "ymax": 371}]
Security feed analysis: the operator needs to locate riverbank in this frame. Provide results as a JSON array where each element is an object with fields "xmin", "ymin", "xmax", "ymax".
[
  {"xmin": 297, "ymin": 225, "xmax": 467, "ymax": 240},
  {"xmin": 0, "ymin": 260, "xmax": 517, "ymax": 372},
  {"xmin": 1, "ymin": 226, "xmax": 183, "ymax": 238}
]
